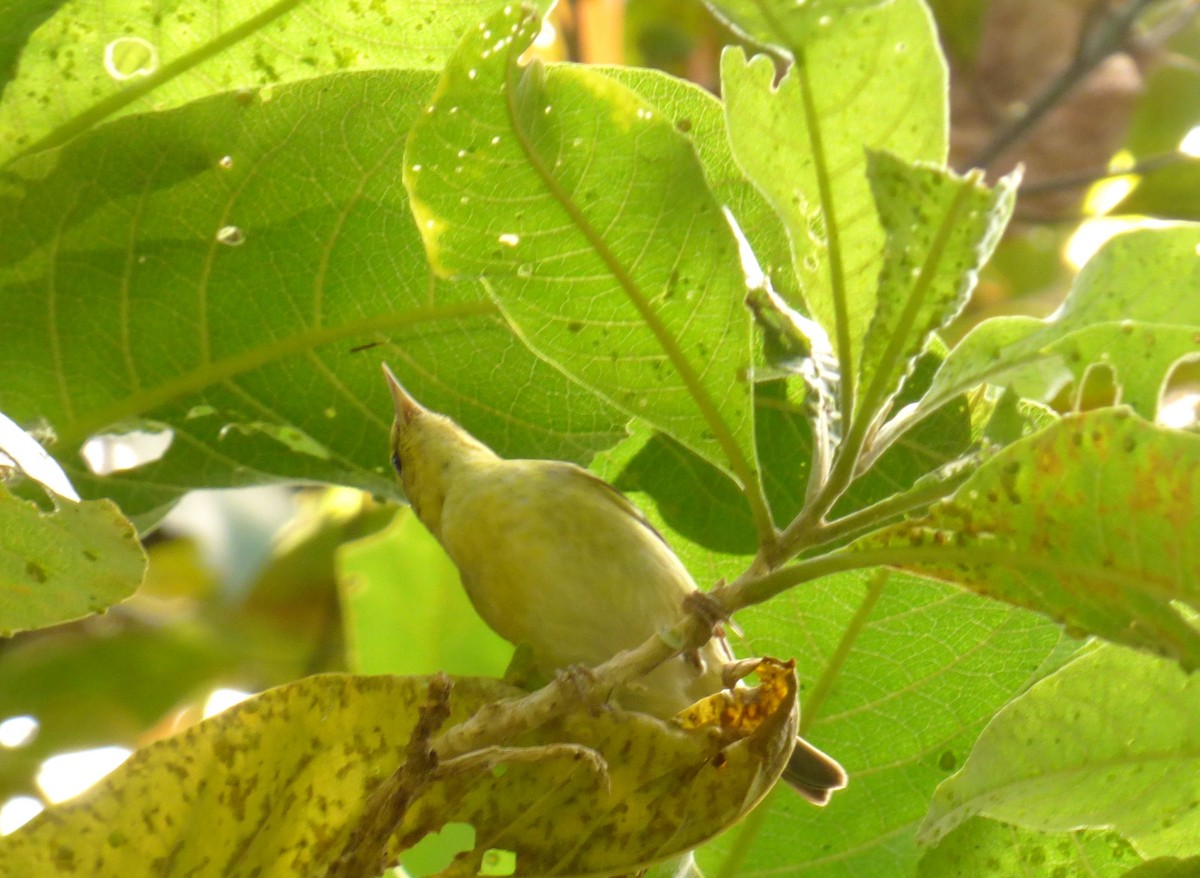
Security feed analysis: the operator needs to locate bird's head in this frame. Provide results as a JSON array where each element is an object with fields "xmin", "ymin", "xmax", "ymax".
[{"xmin": 382, "ymin": 363, "xmax": 496, "ymax": 537}]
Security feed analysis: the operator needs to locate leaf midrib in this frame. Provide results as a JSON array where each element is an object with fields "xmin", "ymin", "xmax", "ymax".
[{"xmin": 55, "ymin": 301, "xmax": 498, "ymax": 449}]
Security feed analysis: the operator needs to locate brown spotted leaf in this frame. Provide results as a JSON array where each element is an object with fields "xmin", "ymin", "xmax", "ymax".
[
  {"xmin": 402, "ymin": 661, "xmax": 798, "ymax": 877},
  {"xmin": 851, "ymin": 409, "xmax": 1200, "ymax": 669},
  {"xmin": 676, "ymin": 656, "xmax": 795, "ymax": 735},
  {"xmin": 0, "ymin": 670, "xmax": 797, "ymax": 877}
]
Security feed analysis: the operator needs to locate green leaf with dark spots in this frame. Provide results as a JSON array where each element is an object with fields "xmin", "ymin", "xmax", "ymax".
[
  {"xmin": 916, "ymin": 818, "xmax": 1142, "ymax": 878},
  {"xmin": 854, "ymin": 409, "xmax": 1200, "ymax": 669},
  {"xmin": 857, "ymin": 153, "xmax": 1015, "ymax": 420},
  {"xmin": 720, "ymin": 0, "xmax": 945, "ymax": 381},
  {"xmin": 0, "ymin": 483, "xmax": 144, "ymax": 635},
  {"xmin": 404, "ymin": 5, "xmax": 758, "ymax": 489},
  {"xmin": 921, "ymin": 644, "xmax": 1200, "ymax": 855},
  {"xmin": 922, "ymin": 226, "xmax": 1200, "ymax": 420}
]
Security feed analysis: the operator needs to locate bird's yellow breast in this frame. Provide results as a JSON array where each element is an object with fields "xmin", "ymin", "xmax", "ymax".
[{"xmin": 437, "ymin": 459, "xmax": 698, "ymax": 673}]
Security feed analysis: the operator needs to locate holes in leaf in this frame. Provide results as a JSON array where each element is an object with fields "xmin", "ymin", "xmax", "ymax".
[
  {"xmin": 403, "ymin": 822, "xmax": 476, "ymax": 877},
  {"xmin": 82, "ymin": 426, "xmax": 174, "ymax": 475},
  {"xmin": 480, "ymin": 848, "xmax": 517, "ymax": 877},
  {"xmin": 1159, "ymin": 356, "xmax": 1200, "ymax": 429}
]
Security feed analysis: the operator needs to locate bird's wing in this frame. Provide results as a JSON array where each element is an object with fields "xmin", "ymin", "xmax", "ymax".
[{"xmin": 539, "ymin": 461, "xmax": 673, "ymax": 551}]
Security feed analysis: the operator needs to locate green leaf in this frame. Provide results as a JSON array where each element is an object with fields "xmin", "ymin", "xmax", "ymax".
[
  {"xmin": 0, "ymin": 0, "xmax": 69, "ymax": 105},
  {"xmin": 857, "ymin": 154, "xmax": 1015, "ymax": 420},
  {"xmin": 922, "ymin": 226, "xmax": 1200, "ymax": 420},
  {"xmin": 917, "ymin": 818, "xmax": 1143, "ymax": 878},
  {"xmin": 720, "ymin": 0, "xmax": 946, "ymax": 384},
  {"xmin": 0, "ymin": 0, "xmax": 509, "ymax": 165},
  {"xmin": 338, "ymin": 508, "xmax": 512, "ymax": 677},
  {"xmin": 0, "ymin": 672, "xmax": 798, "ymax": 876},
  {"xmin": 1126, "ymin": 64, "xmax": 1200, "ymax": 157},
  {"xmin": 0, "ymin": 483, "xmax": 145, "ymax": 635},
  {"xmin": 703, "ymin": 0, "xmax": 892, "ymax": 49},
  {"xmin": 692, "ymin": 572, "xmax": 1067, "ymax": 877},
  {"xmin": 603, "ymin": 66, "xmax": 802, "ymax": 307},
  {"xmin": 1120, "ymin": 856, "xmax": 1200, "ymax": 878},
  {"xmin": 1112, "ymin": 157, "xmax": 1200, "ymax": 221},
  {"xmin": 404, "ymin": 6, "xmax": 759, "ymax": 490},
  {"xmin": 0, "ymin": 624, "xmax": 232, "ymax": 799},
  {"xmin": 921, "ymin": 644, "xmax": 1200, "ymax": 857},
  {"xmin": 853, "ymin": 409, "xmax": 1200, "ymax": 669},
  {"xmin": 1, "ymin": 70, "xmax": 626, "ymax": 523}
]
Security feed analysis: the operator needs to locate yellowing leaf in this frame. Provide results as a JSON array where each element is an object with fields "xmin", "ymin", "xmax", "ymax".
[
  {"xmin": 676, "ymin": 656, "xmax": 795, "ymax": 739},
  {"xmin": 1, "ymin": 668, "xmax": 798, "ymax": 877}
]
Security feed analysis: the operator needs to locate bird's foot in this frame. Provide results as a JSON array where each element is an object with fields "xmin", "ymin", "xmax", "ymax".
[
  {"xmin": 554, "ymin": 664, "xmax": 609, "ymax": 716},
  {"xmin": 682, "ymin": 588, "xmax": 737, "ymax": 672},
  {"xmin": 683, "ymin": 588, "xmax": 728, "ymax": 632}
]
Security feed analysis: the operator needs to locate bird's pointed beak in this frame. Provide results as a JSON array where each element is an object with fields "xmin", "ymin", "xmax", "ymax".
[{"xmin": 381, "ymin": 363, "xmax": 425, "ymax": 424}]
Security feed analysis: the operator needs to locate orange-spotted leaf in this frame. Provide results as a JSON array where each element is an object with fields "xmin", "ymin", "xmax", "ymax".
[{"xmin": 852, "ymin": 409, "xmax": 1200, "ymax": 669}]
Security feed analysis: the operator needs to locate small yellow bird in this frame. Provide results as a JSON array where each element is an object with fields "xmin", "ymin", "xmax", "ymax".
[{"xmin": 383, "ymin": 364, "xmax": 846, "ymax": 804}]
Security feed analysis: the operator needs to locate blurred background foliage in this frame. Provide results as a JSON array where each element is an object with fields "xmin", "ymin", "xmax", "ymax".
[{"xmin": 4, "ymin": 0, "xmax": 1200, "ymax": 838}]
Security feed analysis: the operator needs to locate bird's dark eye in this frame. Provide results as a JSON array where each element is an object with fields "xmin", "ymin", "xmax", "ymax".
[{"xmin": 391, "ymin": 452, "xmax": 402, "ymax": 474}]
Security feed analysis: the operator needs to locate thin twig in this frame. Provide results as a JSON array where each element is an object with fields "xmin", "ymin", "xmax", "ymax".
[
  {"xmin": 804, "ymin": 464, "xmax": 975, "ymax": 552},
  {"xmin": 969, "ymin": 0, "xmax": 1160, "ymax": 170}
]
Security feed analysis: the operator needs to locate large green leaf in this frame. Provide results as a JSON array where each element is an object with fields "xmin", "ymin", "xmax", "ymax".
[
  {"xmin": 0, "ymin": 0, "xmax": 508, "ymax": 165},
  {"xmin": 0, "ymin": 483, "xmax": 145, "ymax": 635},
  {"xmin": 693, "ymin": 572, "xmax": 1067, "ymax": 878},
  {"xmin": 853, "ymin": 409, "xmax": 1200, "ymax": 669},
  {"xmin": 1, "ymin": 69, "xmax": 628, "ymax": 524},
  {"xmin": 921, "ymin": 644, "xmax": 1200, "ymax": 858},
  {"xmin": 404, "ymin": 5, "xmax": 760, "ymax": 493},
  {"xmin": 602, "ymin": 66, "xmax": 801, "ymax": 307},
  {"xmin": 921, "ymin": 225, "xmax": 1200, "ymax": 421},
  {"xmin": 720, "ymin": 0, "xmax": 945, "ymax": 387}
]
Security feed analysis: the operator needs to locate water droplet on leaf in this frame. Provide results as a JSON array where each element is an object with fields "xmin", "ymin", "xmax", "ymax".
[{"xmin": 216, "ymin": 225, "xmax": 245, "ymax": 246}]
